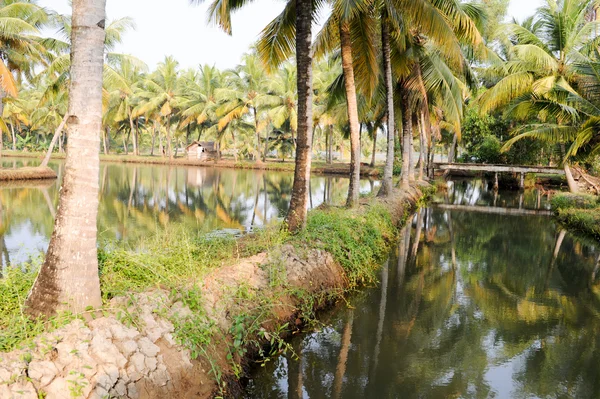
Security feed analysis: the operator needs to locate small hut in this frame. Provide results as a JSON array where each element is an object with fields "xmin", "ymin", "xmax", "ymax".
[{"xmin": 186, "ymin": 141, "xmax": 218, "ymax": 161}]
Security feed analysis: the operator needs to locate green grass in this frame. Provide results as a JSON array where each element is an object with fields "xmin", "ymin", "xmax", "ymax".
[
  {"xmin": 551, "ymin": 193, "xmax": 600, "ymax": 241},
  {"xmin": 293, "ymin": 203, "xmax": 398, "ymax": 286},
  {"xmin": 551, "ymin": 193, "xmax": 600, "ymax": 210},
  {"xmin": 99, "ymin": 225, "xmax": 288, "ymax": 300},
  {"xmin": 0, "ymin": 263, "xmax": 76, "ymax": 352}
]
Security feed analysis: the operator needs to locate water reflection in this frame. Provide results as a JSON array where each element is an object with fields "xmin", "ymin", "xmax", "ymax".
[
  {"xmin": 247, "ymin": 181, "xmax": 600, "ymax": 399},
  {"xmin": 0, "ymin": 157, "xmax": 377, "ymax": 265}
]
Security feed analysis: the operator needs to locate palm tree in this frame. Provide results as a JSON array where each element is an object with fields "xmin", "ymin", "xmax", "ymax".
[
  {"xmin": 0, "ymin": 0, "xmax": 51, "ymax": 156},
  {"xmin": 135, "ymin": 57, "xmax": 180, "ymax": 159},
  {"xmin": 26, "ymin": 0, "xmax": 106, "ymax": 317},
  {"xmin": 313, "ymin": 57, "xmax": 342, "ymax": 164},
  {"xmin": 214, "ymin": 52, "xmax": 272, "ymax": 162},
  {"xmin": 315, "ymin": 2, "xmax": 379, "ymax": 207},
  {"xmin": 378, "ymin": 13, "xmax": 396, "ymax": 196},
  {"xmin": 176, "ymin": 64, "xmax": 223, "ymax": 144},
  {"xmin": 192, "ymin": 0, "xmax": 317, "ymax": 232},
  {"xmin": 266, "ymin": 62, "xmax": 298, "ymax": 157},
  {"xmin": 479, "ymin": 0, "xmax": 600, "ymax": 192},
  {"xmin": 2, "ymin": 96, "xmax": 30, "ymax": 151},
  {"xmin": 104, "ymin": 57, "xmax": 149, "ymax": 156}
]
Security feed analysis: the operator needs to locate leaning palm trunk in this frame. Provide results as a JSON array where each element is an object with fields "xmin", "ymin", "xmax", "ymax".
[
  {"xmin": 41, "ymin": 114, "xmax": 69, "ymax": 168},
  {"xmin": 11, "ymin": 122, "xmax": 16, "ymax": 151},
  {"xmin": 26, "ymin": 0, "xmax": 106, "ymax": 317},
  {"xmin": 378, "ymin": 17, "xmax": 395, "ymax": 197},
  {"xmin": 102, "ymin": 126, "xmax": 109, "ymax": 155},
  {"xmin": 564, "ymin": 163, "xmax": 579, "ymax": 193},
  {"xmin": 285, "ymin": 0, "xmax": 314, "ymax": 233},
  {"xmin": 340, "ymin": 20, "xmax": 361, "ymax": 207}
]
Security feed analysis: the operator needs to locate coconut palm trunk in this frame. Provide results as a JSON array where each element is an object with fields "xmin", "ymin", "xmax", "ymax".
[
  {"xmin": 448, "ymin": 133, "xmax": 457, "ymax": 163},
  {"xmin": 285, "ymin": 0, "xmax": 314, "ymax": 233},
  {"xmin": 128, "ymin": 114, "xmax": 137, "ymax": 156},
  {"xmin": 564, "ymin": 163, "xmax": 579, "ymax": 193},
  {"xmin": 41, "ymin": 114, "xmax": 69, "ymax": 168},
  {"xmin": 339, "ymin": 20, "xmax": 361, "ymax": 207},
  {"xmin": 252, "ymin": 107, "xmax": 263, "ymax": 163},
  {"xmin": 166, "ymin": 116, "xmax": 173, "ymax": 160},
  {"xmin": 418, "ymin": 111, "xmax": 427, "ymax": 180},
  {"xmin": 400, "ymin": 81, "xmax": 412, "ymax": 189},
  {"xmin": 26, "ymin": 0, "xmax": 106, "ymax": 317},
  {"xmin": 378, "ymin": 16, "xmax": 395, "ymax": 197},
  {"xmin": 0, "ymin": 91, "xmax": 4, "ymax": 159},
  {"xmin": 10, "ymin": 122, "xmax": 16, "ymax": 151},
  {"xmin": 102, "ymin": 126, "xmax": 108, "ymax": 155},
  {"xmin": 370, "ymin": 126, "xmax": 377, "ymax": 167}
]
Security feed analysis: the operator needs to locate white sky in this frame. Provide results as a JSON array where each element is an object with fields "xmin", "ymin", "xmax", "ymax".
[{"xmin": 37, "ymin": 0, "xmax": 545, "ymax": 70}]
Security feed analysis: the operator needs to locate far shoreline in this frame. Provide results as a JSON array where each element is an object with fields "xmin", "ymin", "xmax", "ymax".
[{"xmin": 1, "ymin": 151, "xmax": 383, "ymax": 178}]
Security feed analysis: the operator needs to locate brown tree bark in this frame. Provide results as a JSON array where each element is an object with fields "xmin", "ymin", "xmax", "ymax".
[
  {"xmin": 399, "ymin": 80, "xmax": 412, "ymax": 189},
  {"xmin": 378, "ymin": 16, "xmax": 395, "ymax": 197},
  {"xmin": 285, "ymin": 0, "xmax": 314, "ymax": 233},
  {"xmin": 26, "ymin": 0, "xmax": 106, "ymax": 317},
  {"xmin": 340, "ymin": 20, "xmax": 361, "ymax": 208}
]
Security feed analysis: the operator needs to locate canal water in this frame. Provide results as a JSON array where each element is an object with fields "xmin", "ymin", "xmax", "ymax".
[
  {"xmin": 246, "ymin": 179, "xmax": 600, "ymax": 399},
  {"xmin": 0, "ymin": 157, "xmax": 376, "ymax": 266}
]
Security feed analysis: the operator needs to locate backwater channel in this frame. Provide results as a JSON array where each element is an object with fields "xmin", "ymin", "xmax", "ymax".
[
  {"xmin": 246, "ymin": 179, "xmax": 600, "ymax": 399},
  {"xmin": 4, "ymin": 158, "xmax": 600, "ymax": 398},
  {"xmin": 0, "ymin": 157, "xmax": 375, "ymax": 266}
]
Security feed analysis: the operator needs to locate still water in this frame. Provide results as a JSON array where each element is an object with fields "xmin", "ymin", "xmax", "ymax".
[
  {"xmin": 247, "ymin": 179, "xmax": 600, "ymax": 399},
  {"xmin": 0, "ymin": 157, "xmax": 376, "ymax": 266}
]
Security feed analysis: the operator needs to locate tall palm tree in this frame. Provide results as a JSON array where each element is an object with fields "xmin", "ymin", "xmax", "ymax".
[
  {"xmin": 104, "ymin": 57, "xmax": 149, "ymax": 156},
  {"xmin": 26, "ymin": 0, "xmax": 106, "ymax": 317},
  {"xmin": 479, "ymin": 0, "xmax": 600, "ymax": 192},
  {"xmin": 135, "ymin": 57, "xmax": 180, "ymax": 159},
  {"xmin": 0, "ymin": 0, "xmax": 51, "ymax": 156},
  {"xmin": 315, "ymin": 1, "xmax": 379, "ymax": 206},
  {"xmin": 214, "ymin": 52, "xmax": 272, "ymax": 162},
  {"xmin": 192, "ymin": 0, "xmax": 318, "ymax": 232},
  {"xmin": 176, "ymin": 64, "xmax": 223, "ymax": 144},
  {"xmin": 266, "ymin": 62, "xmax": 298, "ymax": 155}
]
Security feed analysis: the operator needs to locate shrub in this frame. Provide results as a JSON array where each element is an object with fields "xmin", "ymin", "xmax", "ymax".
[{"xmin": 551, "ymin": 193, "xmax": 599, "ymax": 211}]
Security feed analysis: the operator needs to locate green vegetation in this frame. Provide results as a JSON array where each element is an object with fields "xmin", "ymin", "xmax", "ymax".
[
  {"xmin": 479, "ymin": 0, "xmax": 600, "ymax": 181},
  {"xmin": 99, "ymin": 226, "xmax": 287, "ymax": 299},
  {"xmin": 0, "ymin": 189, "xmax": 424, "ymax": 395},
  {"xmin": 551, "ymin": 193, "xmax": 600, "ymax": 240},
  {"xmin": 0, "ymin": 264, "xmax": 76, "ymax": 352}
]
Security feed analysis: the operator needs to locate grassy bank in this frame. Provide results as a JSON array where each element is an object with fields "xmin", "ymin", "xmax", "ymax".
[
  {"xmin": 0, "ymin": 185, "xmax": 432, "ymax": 397},
  {"xmin": 551, "ymin": 193, "xmax": 600, "ymax": 241},
  {"xmin": 2, "ymin": 150, "xmax": 382, "ymax": 177},
  {"xmin": 0, "ymin": 166, "xmax": 56, "ymax": 181}
]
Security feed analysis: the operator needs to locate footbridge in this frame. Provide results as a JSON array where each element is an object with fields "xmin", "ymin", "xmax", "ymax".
[{"xmin": 433, "ymin": 163, "xmax": 564, "ymax": 189}]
